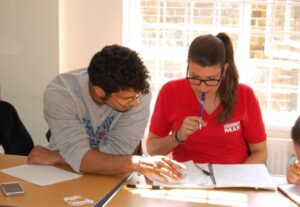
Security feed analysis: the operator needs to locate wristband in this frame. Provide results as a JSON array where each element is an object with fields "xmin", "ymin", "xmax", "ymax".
[
  {"xmin": 172, "ymin": 131, "xmax": 185, "ymax": 144},
  {"xmin": 137, "ymin": 154, "xmax": 146, "ymax": 174}
]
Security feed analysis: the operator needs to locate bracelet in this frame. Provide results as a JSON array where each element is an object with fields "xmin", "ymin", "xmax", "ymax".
[
  {"xmin": 172, "ymin": 131, "xmax": 185, "ymax": 144},
  {"xmin": 137, "ymin": 154, "xmax": 146, "ymax": 175}
]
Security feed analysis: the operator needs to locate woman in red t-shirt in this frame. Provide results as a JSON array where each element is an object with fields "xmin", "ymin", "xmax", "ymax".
[{"xmin": 147, "ymin": 32, "xmax": 267, "ymax": 164}]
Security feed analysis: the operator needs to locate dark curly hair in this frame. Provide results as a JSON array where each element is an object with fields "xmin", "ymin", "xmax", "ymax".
[
  {"xmin": 188, "ymin": 33, "xmax": 239, "ymax": 123},
  {"xmin": 292, "ymin": 116, "xmax": 300, "ymax": 145},
  {"xmin": 88, "ymin": 45, "xmax": 150, "ymax": 96}
]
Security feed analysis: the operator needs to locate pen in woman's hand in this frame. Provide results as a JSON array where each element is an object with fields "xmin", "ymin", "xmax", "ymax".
[{"xmin": 199, "ymin": 92, "xmax": 205, "ymax": 129}]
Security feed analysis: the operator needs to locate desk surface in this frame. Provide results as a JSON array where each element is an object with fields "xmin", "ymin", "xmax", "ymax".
[
  {"xmin": 0, "ymin": 155, "xmax": 125, "ymax": 207},
  {"xmin": 1, "ymin": 155, "xmax": 298, "ymax": 207},
  {"xmin": 106, "ymin": 175, "xmax": 298, "ymax": 207}
]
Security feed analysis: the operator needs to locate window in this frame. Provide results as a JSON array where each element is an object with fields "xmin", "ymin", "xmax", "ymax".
[{"xmin": 123, "ymin": 0, "xmax": 300, "ymax": 131}]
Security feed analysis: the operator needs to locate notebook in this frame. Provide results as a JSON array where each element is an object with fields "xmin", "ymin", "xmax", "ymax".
[
  {"xmin": 278, "ymin": 184, "xmax": 300, "ymax": 206},
  {"xmin": 151, "ymin": 161, "xmax": 275, "ymax": 190}
]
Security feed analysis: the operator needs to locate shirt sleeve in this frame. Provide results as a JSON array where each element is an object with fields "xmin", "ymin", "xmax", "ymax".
[
  {"xmin": 98, "ymin": 93, "xmax": 151, "ymax": 154},
  {"xmin": 44, "ymin": 85, "xmax": 91, "ymax": 173}
]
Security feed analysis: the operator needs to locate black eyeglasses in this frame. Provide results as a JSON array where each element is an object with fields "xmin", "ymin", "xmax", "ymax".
[
  {"xmin": 110, "ymin": 93, "xmax": 142, "ymax": 107},
  {"xmin": 186, "ymin": 66, "xmax": 224, "ymax": 86}
]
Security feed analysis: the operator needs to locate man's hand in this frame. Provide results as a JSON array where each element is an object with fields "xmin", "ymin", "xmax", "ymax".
[
  {"xmin": 136, "ymin": 155, "xmax": 187, "ymax": 183},
  {"xmin": 287, "ymin": 162, "xmax": 300, "ymax": 184},
  {"xmin": 27, "ymin": 145, "xmax": 66, "ymax": 165}
]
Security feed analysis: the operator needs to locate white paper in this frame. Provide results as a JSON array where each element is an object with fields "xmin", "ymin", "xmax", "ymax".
[
  {"xmin": 212, "ymin": 164, "xmax": 275, "ymax": 190},
  {"xmin": 152, "ymin": 161, "xmax": 275, "ymax": 190},
  {"xmin": 0, "ymin": 164, "xmax": 82, "ymax": 186},
  {"xmin": 278, "ymin": 184, "xmax": 300, "ymax": 204},
  {"xmin": 152, "ymin": 161, "xmax": 213, "ymax": 188},
  {"xmin": 271, "ymin": 175, "xmax": 288, "ymax": 186},
  {"xmin": 172, "ymin": 161, "xmax": 212, "ymax": 186}
]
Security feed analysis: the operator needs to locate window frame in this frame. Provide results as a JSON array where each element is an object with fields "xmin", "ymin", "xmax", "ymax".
[{"xmin": 123, "ymin": 0, "xmax": 300, "ymax": 139}]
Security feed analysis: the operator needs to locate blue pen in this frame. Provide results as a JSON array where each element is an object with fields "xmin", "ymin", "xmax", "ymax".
[{"xmin": 199, "ymin": 92, "xmax": 205, "ymax": 129}]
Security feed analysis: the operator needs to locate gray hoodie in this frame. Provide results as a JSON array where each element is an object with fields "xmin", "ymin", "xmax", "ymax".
[{"xmin": 44, "ymin": 69, "xmax": 151, "ymax": 172}]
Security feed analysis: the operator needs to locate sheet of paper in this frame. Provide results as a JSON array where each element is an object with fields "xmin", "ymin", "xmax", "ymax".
[
  {"xmin": 212, "ymin": 164, "xmax": 275, "ymax": 190},
  {"xmin": 278, "ymin": 184, "xmax": 300, "ymax": 205},
  {"xmin": 152, "ymin": 161, "xmax": 275, "ymax": 190},
  {"xmin": 0, "ymin": 164, "xmax": 82, "ymax": 186},
  {"xmin": 174, "ymin": 161, "xmax": 212, "ymax": 185},
  {"xmin": 153, "ymin": 161, "xmax": 213, "ymax": 188},
  {"xmin": 271, "ymin": 175, "xmax": 288, "ymax": 186}
]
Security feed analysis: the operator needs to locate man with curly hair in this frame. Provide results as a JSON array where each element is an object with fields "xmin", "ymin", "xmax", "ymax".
[{"xmin": 28, "ymin": 45, "xmax": 185, "ymax": 182}]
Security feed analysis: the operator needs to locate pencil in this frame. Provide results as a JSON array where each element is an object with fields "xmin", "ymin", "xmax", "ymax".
[
  {"xmin": 126, "ymin": 183, "xmax": 161, "ymax": 189},
  {"xmin": 199, "ymin": 92, "xmax": 205, "ymax": 129}
]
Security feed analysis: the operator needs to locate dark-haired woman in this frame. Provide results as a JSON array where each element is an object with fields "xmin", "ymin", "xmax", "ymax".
[{"xmin": 147, "ymin": 33, "xmax": 267, "ymax": 164}]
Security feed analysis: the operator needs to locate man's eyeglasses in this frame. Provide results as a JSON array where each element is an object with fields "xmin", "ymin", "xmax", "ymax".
[
  {"xmin": 110, "ymin": 93, "xmax": 142, "ymax": 107},
  {"xmin": 186, "ymin": 67, "xmax": 224, "ymax": 86}
]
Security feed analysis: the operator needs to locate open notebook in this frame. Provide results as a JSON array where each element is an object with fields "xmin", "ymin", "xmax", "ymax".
[
  {"xmin": 151, "ymin": 161, "xmax": 275, "ymax": 190},
  {"xmin": 278, "ymin": 184, "xmax": 300, "ymax": 206}
]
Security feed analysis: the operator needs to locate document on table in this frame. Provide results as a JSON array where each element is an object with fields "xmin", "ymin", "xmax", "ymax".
[
  {"xmin": 152, "ymin": 161, "xmax": 276, "ymax": 190},
  {"xmin": 211, "ymin": 163, "xmax": 275, "ymax": 190},
  {"xmin": 0, "ymin": 164, "xmax": 81, "ymax": 186}
]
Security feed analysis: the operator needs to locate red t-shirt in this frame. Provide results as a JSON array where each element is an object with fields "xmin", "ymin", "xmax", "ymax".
[{"xmin": 149, "ymin": 78, "xmax": 266, "ymax": 164}]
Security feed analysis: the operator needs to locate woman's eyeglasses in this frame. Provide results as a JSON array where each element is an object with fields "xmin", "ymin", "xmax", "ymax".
[{"xmin": 186, "ymin": 67, "xmax": 224, "ymax": 86}]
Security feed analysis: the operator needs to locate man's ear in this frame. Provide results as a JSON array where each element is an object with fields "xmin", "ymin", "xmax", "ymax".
[{"xmin": 92, "ymin": 85, "xmax": 106, "ymax": 98}]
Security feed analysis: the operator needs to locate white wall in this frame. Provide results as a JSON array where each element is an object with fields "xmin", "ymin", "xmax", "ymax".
[
  {"xmin": 0, "ymin": 0, "xmax": 123, "ymax": 145},
  {"xmin": 0, "ymin": 0, "xmax": 59, "ymax": 145},
  {"xmin": 59, "ymin": 0, "xmax": 123, "ymax": 72}
]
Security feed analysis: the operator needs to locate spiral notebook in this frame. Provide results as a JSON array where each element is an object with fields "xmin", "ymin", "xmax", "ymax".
[{"xmin": 152, "ymin": 161, "xmax": 275, "ymax": 190}]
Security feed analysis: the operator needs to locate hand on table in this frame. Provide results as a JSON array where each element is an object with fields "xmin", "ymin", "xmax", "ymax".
[
  {"xmin": 27, "ymin": 145, "xmax": 65, "ymax": 165},
  {"xmin": 137, "ymin": 155, "xmax": 187, "ymax": 183}
]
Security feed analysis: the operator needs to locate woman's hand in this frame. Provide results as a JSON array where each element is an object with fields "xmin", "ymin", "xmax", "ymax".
[
  {"xmin": 177, "ymin": 116, "xmax": 207, "ymax": 142},
  {"xmin": 287, "ymin": 162, "xmax": 300, "ymax": 184}
]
